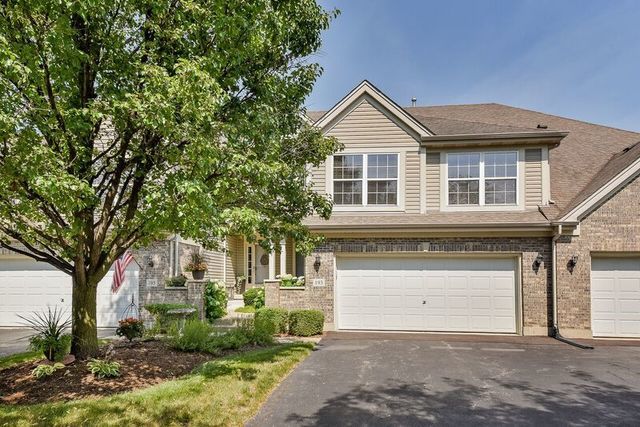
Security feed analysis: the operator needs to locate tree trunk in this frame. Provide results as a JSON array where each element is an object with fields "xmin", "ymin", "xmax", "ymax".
[{"xmin": 71, "ymin": 275, "xmax": 99, "ymax": 358}]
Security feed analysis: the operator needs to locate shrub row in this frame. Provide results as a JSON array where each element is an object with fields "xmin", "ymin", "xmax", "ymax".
[
  {"xmin": 171, "ymin": 319, "xmax": 273, "ymax": 354},
  {"xmin": 254, "ymin": 308, "xmax": 324, "ymax": 337}
]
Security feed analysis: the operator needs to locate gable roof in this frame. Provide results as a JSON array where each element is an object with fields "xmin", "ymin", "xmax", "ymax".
[
  {"xmin": 313, "ymin": 80, "xmax": 434, "ymax": 139},
  {"xmin": 559, "ymin": 141, "xmax": 640, "ymax": 221},
  {"xmin": 308, "ymin": 102, "xmax": 640, "ymax": 220}
]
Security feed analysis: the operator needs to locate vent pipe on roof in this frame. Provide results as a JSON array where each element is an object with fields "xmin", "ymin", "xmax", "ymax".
[{"xmin": 411, "ymin": 97, "xmax": 417, "ymax": 107}]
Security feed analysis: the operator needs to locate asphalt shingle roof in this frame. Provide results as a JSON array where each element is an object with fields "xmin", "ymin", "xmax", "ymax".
[{"xmin": 307, "ymin": 103, "xmax": 640, "ymax": 223}]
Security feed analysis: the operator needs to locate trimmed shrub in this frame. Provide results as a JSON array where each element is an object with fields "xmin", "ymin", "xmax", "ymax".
[
  {"xmin": 288, "ymin": 310, "xmax": 324, "ymax": 337},
  {"xmin": 243, "ymin": 287, "xmax": 265, "ymax": 309},
  {"xmin": 171, "ymin": 319, "xmax": 212, "ymax": 352},
  {"xmin": 254, "ymin": 308, "xmax": 289, "ymax": 335},
  {"xmin": 204, "ymin": 280, "xmax": 227, "ymax": 321},
  {"xmin": 145, "ymin": 303, "xmax": 198, "ymax": 333}
]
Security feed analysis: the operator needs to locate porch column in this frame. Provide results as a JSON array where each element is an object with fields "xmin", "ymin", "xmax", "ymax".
[
  {"xmin": 268, "ymin": 251, "xmax": 276, "ymax": 280},
  {"xmin": 279, "ymin": 239, "xmax": 287, "ymax": 277}
]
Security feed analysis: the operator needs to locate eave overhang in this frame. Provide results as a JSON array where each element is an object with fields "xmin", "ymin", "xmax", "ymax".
[{"xmin": 420, "ymin": 131, "xmax": 568, "ymax": 148}]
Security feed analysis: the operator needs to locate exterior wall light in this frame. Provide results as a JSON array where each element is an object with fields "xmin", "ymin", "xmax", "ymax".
[
  {"xmin": 314, "ymin": 255, "xmax": 321, "ymax": 272},
  {"xmin": 533, "ymin": 253, "xmax": 544, "ymax": 269},
  {"xmin": 567, "ymin": 255, "xmax": 579, "ymax": 273}
]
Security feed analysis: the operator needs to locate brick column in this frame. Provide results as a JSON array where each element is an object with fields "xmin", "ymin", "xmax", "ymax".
[{"xmin": 264, "ymin": 279, "xmax": 281, "ymax": 307}]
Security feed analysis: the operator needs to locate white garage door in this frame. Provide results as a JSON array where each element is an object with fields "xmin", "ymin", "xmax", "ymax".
[
  {"xmin": 337, "ymin": 257, "xmax": 517, "ymax": 333},
  {"xmin": 0, "ymin": 257, "xmax": 139, "ymax": 327},
  {"xmin": 591, "ymin": 257, "xmax": 640, "ymax": 338}
]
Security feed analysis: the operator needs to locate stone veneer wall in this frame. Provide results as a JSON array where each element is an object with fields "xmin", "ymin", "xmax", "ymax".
[
  {"xmin": 266, "ymin": 237, "xmax": 552, "ymax": 334},
  {"xmin": 556, "ymin": 177, "xmax": 640, "ymax": 338},
  {"xmin": 134, "ymin": 240, "xmax": 208, "ymax": 322}
]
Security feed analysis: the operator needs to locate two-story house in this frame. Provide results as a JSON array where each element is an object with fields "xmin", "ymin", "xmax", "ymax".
[
  {"xmin": 262, "ymin": 81, "xmax": 640, "ymax": 340},
  {"xmin": 1, "ymin": 80, "xmax": 638, "ymax": 341}
]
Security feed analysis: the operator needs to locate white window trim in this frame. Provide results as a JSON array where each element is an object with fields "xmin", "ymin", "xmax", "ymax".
[
  {"xmin": 244, "ymin": 241, "xmax": 254, "ymax": 285},
  {"xmin": 329, "ymin": 152, "xmax": 404, "ymax": 212},
  {"xmin": 441, "ymin": 150, "xmax": 524, "ymax": 212}
]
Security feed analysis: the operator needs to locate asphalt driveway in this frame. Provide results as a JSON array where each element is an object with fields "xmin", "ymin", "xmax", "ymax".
[{"xmin": 249, "ymin": 332, "xmax": 640, "ymax": 426}]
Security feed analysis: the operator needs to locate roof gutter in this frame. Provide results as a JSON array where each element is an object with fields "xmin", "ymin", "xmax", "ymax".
[
  {"xmin": 306, "ymin": 222, "xmax": 553, "ymax": 231},
  {"xmin": 420, "ymin": 131, "xmax": 568, "ymax": 148}
]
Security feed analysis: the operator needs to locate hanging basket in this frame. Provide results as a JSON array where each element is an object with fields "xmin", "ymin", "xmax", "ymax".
[{"xmin": 120, "ymin": 295, "xmax": 140, "ymax": 320}]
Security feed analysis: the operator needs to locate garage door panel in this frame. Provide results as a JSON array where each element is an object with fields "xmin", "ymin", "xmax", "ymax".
[
  {"xmin": 619, "ymin": 299, "xmax": 640, "ymax": 313},
  {"xmin": 0, "ymin": 258, "xmax": 138, "ymax": 327},
  {"xmin": 591, "ymin": 257, "xmax": 640, "ymax": 338},
  {"xmin": 620, "ymin": 321, "xmax": 640, "ymax": 334},
  {"xmin": 337, "ymin": 257, "xmax": 516, "ymax": 333},
  {"xmin": 383, "ymin": 295, "xmax": 403, "ymax": 308},
  {"xmin": 619, "ymin": 278, "xmax": 640, "ymax": 292},
  {"xmin": 471, "ymin": 277, "xmax": 491, "ymax": 290},
  {"xmin": 470, "ymin": 296, "xmax": 491, "ymax": 309}
]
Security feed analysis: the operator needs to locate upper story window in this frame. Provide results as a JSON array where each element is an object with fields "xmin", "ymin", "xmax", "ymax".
[
  {"xmin": 333, "ymin": 153, "xmax": 398, "ymax": 206},
  {"xmin": 447, "ymin": 151, "xmax": 517, "ymax": 206}
]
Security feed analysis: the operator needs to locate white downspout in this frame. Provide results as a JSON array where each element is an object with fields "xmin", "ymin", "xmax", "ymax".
[
  {"xmin": 173, "ymin": 235, "xmax": 180, "ymax": 276},
  {"xmin": 222, "ymin": 238, "xmax": 228, "ymax": 284},
  {"xmin": 168, "ymin": 236, "xmax": 174, "ymax": 276}
]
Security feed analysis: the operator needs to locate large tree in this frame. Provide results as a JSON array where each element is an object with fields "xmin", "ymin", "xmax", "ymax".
[{"xmin": 0, "ymin": 0, "xmax": 339, "ymax": 357}]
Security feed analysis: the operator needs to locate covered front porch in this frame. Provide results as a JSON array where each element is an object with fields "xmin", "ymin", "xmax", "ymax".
[{"xmin": 228, "ymin": 236, "xmax": 304, "ymax": 289}]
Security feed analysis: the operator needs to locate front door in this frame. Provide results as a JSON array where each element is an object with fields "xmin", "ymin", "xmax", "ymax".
[{"xmin": 255, "ymin": 245, "xmax": 270, "ymax": 284}]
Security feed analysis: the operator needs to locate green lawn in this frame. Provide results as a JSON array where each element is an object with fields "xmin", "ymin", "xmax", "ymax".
[
  {"xmin": 0, "ymin": 343, "xmax": 312, "ymax": 427},
  {"xmin": 0, "ymin": 350, "xmax": 42, "ymax": 371},
  {"xmin": 234, "ymin": 306, "xmax": 256, "ymax": 314}
]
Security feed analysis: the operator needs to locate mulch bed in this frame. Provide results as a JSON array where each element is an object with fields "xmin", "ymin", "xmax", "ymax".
[{"xmin": 0, "ymin": 340, "xmax": 212, "ymax": 405}]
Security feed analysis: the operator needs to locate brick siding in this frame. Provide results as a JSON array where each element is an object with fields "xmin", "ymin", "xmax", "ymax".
[
  {"xmin": 266, "ymin": 237, "xmax": 552, "ymax": 334},
  {"xmin": 556, "ymin": 176, "xmax": 640, "ymax": 338}
]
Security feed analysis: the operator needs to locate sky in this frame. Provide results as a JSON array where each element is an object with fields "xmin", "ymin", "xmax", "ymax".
[{"xmin": 307, "ymin": 0, "xmax": 640, "ymax": 132}]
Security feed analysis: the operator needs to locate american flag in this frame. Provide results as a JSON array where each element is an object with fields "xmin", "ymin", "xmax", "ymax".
[{"xmin": 111, "ymin": 251, "xmax": 134, "ymax": 294}]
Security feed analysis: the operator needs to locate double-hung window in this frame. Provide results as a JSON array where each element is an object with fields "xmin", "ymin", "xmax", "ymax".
[
  {"xmin": 447, "ymin": 151, "xmax": 517, "ymax": 206},
  {"xmin": 333, "ymin": 154, "xmax": 398, "ymax": 206}
]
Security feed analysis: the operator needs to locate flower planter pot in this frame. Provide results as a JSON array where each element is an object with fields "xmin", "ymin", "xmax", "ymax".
[{"xmin": 192, "ymin": 270, "xmax": 205, "ymax": 280}]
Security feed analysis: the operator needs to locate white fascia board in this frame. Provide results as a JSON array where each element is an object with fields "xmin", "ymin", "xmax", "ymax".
[
  {"xmin": 313, "ymin": 80, "xmax": 433, "ymax": 137},
  {"xmin": 560, "ymin": 156, "xmax": 640, "ymax": 222}
]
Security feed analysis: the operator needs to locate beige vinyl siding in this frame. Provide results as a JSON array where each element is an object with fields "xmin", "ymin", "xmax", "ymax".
[
  {"xmin": 202, "ymin": 237, "xmax": 244, "ymax": 285},
  {"xmin": 525, "ymin": 148, "xmax": 543, "ymax": 208},
  {"xmin": 325, "ymin": 99, "xmax": 419, "ymax": 149},
  {"xmin": 320, "ymin": 98, "xmax": 422, "ymax": 212},
  {"xmin": 405, "ymin": 151, "xmax": 420, "ymax": 213},
  {"xmin": 310, "ymin": 163, "xmax": 326, "ymax": 194},
  {"xmin": 425, "ymin": 152, "xmax": 441, "ymax": 210},
  {"xmin": 226, "ymin": 236, "xmax": 243, "ymax": 284},
  {"xmin": 203, "ymin": 249, "xmax": 225, "ymax": 282}
]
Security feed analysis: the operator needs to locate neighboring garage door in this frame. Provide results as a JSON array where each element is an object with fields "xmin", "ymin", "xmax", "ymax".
[
  {"xmin": 591, "ymin": 257, "xmax": 640, "ymax": 338},
  {"xmin": 0, "ymin": 257, "xmax": 139, "ymax": 327},
  {"xmin": 336, "ymin": 257, "xmax": 517, "ymax": 333}
]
